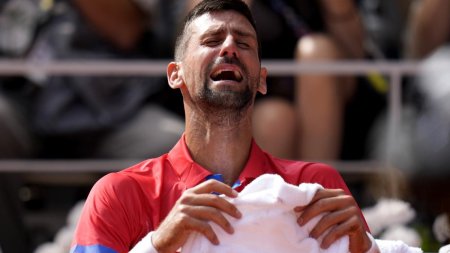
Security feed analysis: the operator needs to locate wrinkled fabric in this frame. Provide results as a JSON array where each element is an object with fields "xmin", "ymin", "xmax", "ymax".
[{"xmin": 181, "ymin": 174, "xmax": 349, "ymax": 253}]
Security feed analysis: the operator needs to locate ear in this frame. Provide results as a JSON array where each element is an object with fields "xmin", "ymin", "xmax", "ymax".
[
  {"xmin": 257, "ymin": 67, "xmax": 267, "ymax": 95},
  {"xmin": 167, "ymin": 62, "xmax": 184, "ymax": 89}
]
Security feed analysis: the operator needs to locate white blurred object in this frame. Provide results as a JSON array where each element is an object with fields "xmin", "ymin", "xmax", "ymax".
[
  {"xmin": 67, "ymin": 200, "xmax": 85, "ymax": 227},
  {"xmin": 370, "ymin": 46, "xmax": 450, "ymax": 174},
  {"xmin": 433, "ymin": 213, "xmax": 450, "ymax": 243},
  {"xmin": 363, "ymin": 198, "xmax": 416, "ymax": 236},
  {"xmin": 439, "ymin": 244, "xmax": 450, "ymax": 253},
  {"xmin": 33, "ymin": 200, "xmax": 85, "ymax": 253},
  {"xmin": 380, "ymin": 225, "xmax": 422, "ymax": 247},
  {"xmin": 0, "ymin": 0, "xmax": 42, "ymax": 56},
  {"xmin": 412, "ymin": 46, "xmax": 450, "ymax": 173},
  {"xmin": 369, "ymin": 108, "xmax": 417, "ymax": 173},
  {"xmin": 54, "ymin": 226, "xmax": 75, "ymax": 252},
  {"xmin": 376, "ymin": 239, "xmax": 423, "ymax": 253},
  {"xmin": 418, "ymin": 47, "xmax": 450, "ymax": 116},
  {"xmin": 33, "ymin": 242, "xmax": 64, "ymax": 253}
]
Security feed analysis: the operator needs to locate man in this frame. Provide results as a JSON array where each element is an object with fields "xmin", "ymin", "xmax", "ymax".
[{"xmin": 71, "ymin": 0, "xmax": 376, "ymax": 252}]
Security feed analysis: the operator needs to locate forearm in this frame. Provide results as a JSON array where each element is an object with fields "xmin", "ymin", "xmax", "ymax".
[
  {"xmin": 406, "ymin": 0, "xmax": 450, "ymax": 59},
  {"xmin": 319, "ymin": 0, "xmax": 365, "ymax": 59},
  {"xmin": 73, "ymin": 0, "xmax": 147, "ymax": 51}
]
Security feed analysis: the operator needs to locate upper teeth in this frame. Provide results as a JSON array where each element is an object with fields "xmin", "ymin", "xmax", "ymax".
[
  {"xmin": 233, "ymin": 70, "xmax": 242, "ymax": 80},
  {"xmin": 212, "ymin": 69, "xmax": 242, "ymax": 80}
]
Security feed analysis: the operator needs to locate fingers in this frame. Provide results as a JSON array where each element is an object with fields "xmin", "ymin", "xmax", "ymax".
[
  {"xmin": 319, "ymin": 215, "xmax": 371, "ymax": 253},
  {"xmin": 183, "ymin": 193, "xmax": 242, "ymax": 218},
  {"xmin": 296, "ymin": 189, "xmax": 352, "ymax": 226},
  {"xmin": 172, "ymin": 195, "xmax": 238, "ymax": 246},
  {"xmin": 176, "ymin": 179, "xmax": 242, "ymax": 235},
  {"xmin": 293, "ymin": 188, "xmax": 369, "ymax": 252},
  {"xmin": 153, "ymin": 214, "xmax": 221, "ymax": 253},
  {"xmin": 153, "ymin": 180, "xmax": 241, "ymax": 252},
  {"xmin": 308, "ymin": 206, "xmax": 358, "ymax": 239},
  {"xmin": 191, "ymin": 179, "xmax": 239, "ymax": 198},
  {"xmin": 188, "ymin": 217, "xmax": 221, "ymax": 245},
  {"xmin": 183, "ymin": 180, "xmax": 242, "ymax": 219},
  {"xmin": 319, "ymin": 215, "xmax": 362, "ymax": 249},
  {"xmin": 180, "ymin": 205, "xmax": 236, "ymax": 234},
  {"xmin": 310, "ymin": 188, "xmax": 346, "ymax": 204},
  {"xmin": 294, "ymin": 188, "xmax": 345, "ymax": 213},
  {"xmin": 308, "ymin": 205, "xmax": 362, "ymax": 246}
]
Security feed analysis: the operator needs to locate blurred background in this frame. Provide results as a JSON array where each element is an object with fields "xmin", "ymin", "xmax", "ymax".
[{"xmin": 0, "ymin": 0, "xmax": 449, "ymax": 252}]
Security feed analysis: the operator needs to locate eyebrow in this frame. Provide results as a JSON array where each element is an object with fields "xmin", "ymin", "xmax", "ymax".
[{"xmin": 200, "ymin": 26, "xmax": 257, "ymax": 41}]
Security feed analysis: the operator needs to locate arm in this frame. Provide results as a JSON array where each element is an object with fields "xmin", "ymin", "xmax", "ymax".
[
  {"xmin": 71, "ymin": 174, "xmax": 139, "ymax": 253},
  {"xmin": 73, "ymin": 0, "xmax": 147, "ymax": 51},
  {"xmin": 319, "ymin": 0, "xmax": 365, "ymax": 59},
  {"xmin": 405, "ymin": 0, "xmax": 450, "ymax": 59}
]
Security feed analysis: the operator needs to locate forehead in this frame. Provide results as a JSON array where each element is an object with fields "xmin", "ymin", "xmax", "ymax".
[{"xmin": 189, "ymin": 11, "xmax": 256, "ymax": 37}]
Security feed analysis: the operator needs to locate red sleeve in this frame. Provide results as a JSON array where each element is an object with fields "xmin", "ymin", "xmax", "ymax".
[
  {"xmin": 71, "ymin": 173, "xmax": 147, "ymax": 253},
  {"xmin": 299, "ymin": 163, "xmax": 352, "ymax": 193}
]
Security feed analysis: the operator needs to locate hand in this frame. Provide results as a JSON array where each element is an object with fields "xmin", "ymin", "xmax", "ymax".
[
  {"xmin": 152, "ymin": 179, "xmax": 242, "ymax": 253},
  {"xmin": 294, "ymin": 188, "xmax": 371, "ymax": 253}
]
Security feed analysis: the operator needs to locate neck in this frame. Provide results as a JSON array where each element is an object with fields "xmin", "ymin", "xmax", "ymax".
[{"xmin": 184, "ymin": 106, "xmax": 254, "ymax": 185}]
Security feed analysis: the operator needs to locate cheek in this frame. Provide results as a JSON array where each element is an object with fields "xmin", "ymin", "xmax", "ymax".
[
  {"xmin": 186, "ymin": 48, "xmax": 234, "ymax": 81},
  {"xmin": 182, "ymin": 64, "xmax": 203, "ymax": 93},
  {"xmin": 245, "ymin": 61, "xmax": 260, "ymax": 79},
  {"xmin": 241, "ymin": 51, "xmax": 260, "ymax": 70}
]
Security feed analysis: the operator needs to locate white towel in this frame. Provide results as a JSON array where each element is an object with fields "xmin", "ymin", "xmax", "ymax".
[
  {"xmin": 439, "ymin": 244, "xmax": 450, "ymax": 253},
  {"xmin": 375, "ymin": 239, "xmax": 423, "ymax": 253},
  {"xmin": 181, "ymin": 174, "xmax": 349, "ymax": 253}
]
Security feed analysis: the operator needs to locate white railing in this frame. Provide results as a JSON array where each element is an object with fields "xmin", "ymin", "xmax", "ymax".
[{"xmin": 0, "ymin": 59, "xmax": 447, "ymax": 173}]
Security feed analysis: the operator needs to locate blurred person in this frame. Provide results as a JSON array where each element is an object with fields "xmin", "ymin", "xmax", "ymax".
[
  {"xmin": 0, "ymin": 0, "xmax": 184, "ymax": 159},
  {"xmin": 405, "ymin": 0, "xmax": 450, "ymax": 60},
  {"xmin": 373, "ymin": 0, "xmax": 450, "ymax": 175},
  {"xmin": 256, "ymin": 0, "xmax": 387, "ymax": 161},
  {"xmin": 70, "ymin": 0, "xmax": 379, "ymax": 252},
  {"xmin": 359, "ymin": 0, "xmax": 413, "ymax": 59},
  {"xmin": 290, "ymin": 0, "xmax": 366, "ymax": 161},
  {"xmin": 368, "ymin": 0, "xmax": 450, "ymax": 224},
  {"xmin": 253, "ymin": 0, "xmax": 388, "ymax": 162}
]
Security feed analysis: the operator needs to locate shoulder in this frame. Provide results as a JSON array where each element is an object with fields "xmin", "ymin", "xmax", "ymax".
[
  {"xmin": 91, "ymin": 155, "xmax": 171, "ymax": 203},
  {"xmin": 268, "ymin": 156, "xmax": 345, "ymax": 189}
]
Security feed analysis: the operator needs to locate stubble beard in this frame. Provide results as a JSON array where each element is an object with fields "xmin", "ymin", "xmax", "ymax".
[
  {"xmin": 188, "ymin": 55, "xmax": 261, "ymax": 126},
  {"xmin": 197, "ymin": 69, "xmax": 258, "ymax": 125}
]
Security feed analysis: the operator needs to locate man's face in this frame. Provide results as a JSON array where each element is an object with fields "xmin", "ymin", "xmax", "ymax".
[{"xmin": 179, "ymin": 11, "xmax": 266, "ymax": 112}]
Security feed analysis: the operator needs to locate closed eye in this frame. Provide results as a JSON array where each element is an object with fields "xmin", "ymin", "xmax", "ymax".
[
  {"xmin": 204, "ymin": 39, "xmax": 222, "ymax": 47},
  {"xmin": 237, "ymin": 42, "xmax": 250, "ymax": 49}
]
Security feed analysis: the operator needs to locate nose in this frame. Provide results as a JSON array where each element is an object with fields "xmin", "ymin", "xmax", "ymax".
[{"xmin": 219, "ymin": 35, "xmax": 239, "ymax": 58}]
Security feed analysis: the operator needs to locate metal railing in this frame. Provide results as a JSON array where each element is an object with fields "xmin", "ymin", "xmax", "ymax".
[{"xmin": 0, "ymin": 59, "xmax": 447, "ymax": 173}]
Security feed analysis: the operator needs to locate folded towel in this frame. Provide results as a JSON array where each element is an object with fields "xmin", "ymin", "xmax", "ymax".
[{"xmin": 181, "ymin": 174, "xmax": 349, "ymax": 253}]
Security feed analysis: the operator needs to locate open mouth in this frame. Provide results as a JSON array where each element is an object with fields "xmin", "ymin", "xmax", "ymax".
[{"xmin": 210, "ymin": 69, "xmax": 243, "ymax": 82}]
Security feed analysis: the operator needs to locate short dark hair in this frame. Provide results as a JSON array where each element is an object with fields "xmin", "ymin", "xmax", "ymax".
[{"xmin": 174, "ymin": 0, "xmax": 260, "ymax": 61}]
